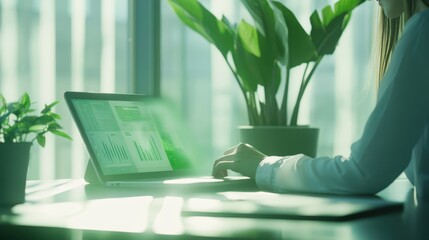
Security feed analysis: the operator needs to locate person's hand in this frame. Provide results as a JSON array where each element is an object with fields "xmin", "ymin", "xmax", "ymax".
[{"xmin": 212, "ymin": 143, "xmax": 267, "ymax": 179}]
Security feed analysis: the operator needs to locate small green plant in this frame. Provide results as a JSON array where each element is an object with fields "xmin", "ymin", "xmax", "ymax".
[{"xmin": 0, "ymin": 93, "xmax": 72, "ymax": 147}]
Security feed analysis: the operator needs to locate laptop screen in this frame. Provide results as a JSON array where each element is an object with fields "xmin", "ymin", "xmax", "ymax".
[{"xmin": 66, "ymin": 92, "xmax": 193, "ymax": 178}]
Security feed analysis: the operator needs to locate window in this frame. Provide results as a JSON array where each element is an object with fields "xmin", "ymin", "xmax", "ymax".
[{"xmin": 0, "ymin": 0, "xmax": 130, "ymax": 179}]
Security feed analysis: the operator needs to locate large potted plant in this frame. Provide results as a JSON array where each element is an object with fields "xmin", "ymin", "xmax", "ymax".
[
  {"xmin": 168, "ymin": 0, "xmax": 365, "ymax": 156},
  {"xmin": 0, "ymin": 93, "xmax": 71, "ymax": 207}
]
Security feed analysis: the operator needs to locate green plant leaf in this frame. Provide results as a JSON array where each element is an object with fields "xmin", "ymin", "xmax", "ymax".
[
  {"xmin": 21, "ymin": 115, "xmax": 38, "ymax": 121},
  {"xmin": 0, "ymin": 93, "xmax": 6, "ymax": 114},
  {"xmin": 310, "ymin": 10, "xmax": 344, "ymax": 55},
  {"xmin": 0, "ymin": 95, "xmax": 10, "ymax": 125},
  {"xmin": 233, "ymin": 20, "xmax": 276, "ymax": 91},
  {"xmin": 51, "ymin": 130, "xmax": 72, "ymax": 141},
  {"xmin": 0, "ymin": 114, "xmax": 8, "ymax": 126},
  {"xmin": 47, "ymin": 122, "xmax": 62, "ymax": 131},
  {"xmin": 168, "ymin": 0, "xmax": 234, "ymax": 57},
  {"xmin": 7, "ymin": 102, "xmax": 20, "ymax": 115},
  {"xmin": 19, "ymin": 93, "xmax": 31, "ymax": 113},
  {"xmin": 3, "ymin": 126, "xmax": 16, "ymax": 143},
  {"xmin": 241, "ymin": 0, "xmax": 289, "ymax": 66},
  {"xmin": 232, "ymin": 39, "xmax": 258, "ymax": 92},
  {"xmin": 36, "ymin": 134, "xmax": 46, "ymax": 147},
  {"xmin": 310, "ymin": 0, "xmax": 365, "ymax": 55},
  {"xmin": 221, "ymin": 16, "xmax": 235, "ymax": 36},
  {"xmin": 35, "ymin": 115, "xmax": 55, "ymax": 125},
  {"xmin": 46, "ymin": 111, "xmax": 61, "ymax": 120},
  {"xmin": 20, "ymin": 116, "xmax": 37, "ymax": 126},
  {"xmin": 241, "ymin": 0, "xmax": 268, "ymax": 35},
  {"xmin": 4, "ymin": 124, "xmax": 18, "ymax": 142},
  {"xmin": 237, "ymin": 19, "xmax": 260, "ymax": 57},
  {"xmin": 17, "ymin": 122, "xmax": 30, "ymax": 135},
  {"xmin": 29, "ymin": 125, "xmax": 46, "ymax": 133},
  {"xmin": 41, "ymin": 100, "xmax": 59, "ymax": 114},
  {"xmin": 271, "ymin": 5, "xmax": 289, "ymax": 66},
  {"xmin": 273, "ymin": 2, "xmax": 317, "ymax": 68},
  {"xmin": 231, "ymin": 20, "xmax": 261, "ymax": 92}
]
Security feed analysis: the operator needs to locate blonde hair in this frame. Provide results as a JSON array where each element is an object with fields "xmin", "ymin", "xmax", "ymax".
[{"xmin": 375, "ymin": 0, "xmax": 429, "ymax": 88}]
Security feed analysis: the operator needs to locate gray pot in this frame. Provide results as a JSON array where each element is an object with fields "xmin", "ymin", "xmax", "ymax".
[
  {"xmin": 0, "ymin": 142, "xmax": 32, "ymax": 207},
  {"xmin": 239, "ymin": 126, "xmax": 319, "ymax": 157}
]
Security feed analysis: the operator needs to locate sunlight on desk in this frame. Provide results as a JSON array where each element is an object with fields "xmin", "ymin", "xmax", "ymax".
[
  {"xmin": 163, "ymin": 177, "xmax": 224, "ymax": 184},
  {"xmin": 153, "ymin": 196, "xmax": 184, "ymax": 235},
  {"xmin": 25, "ymin": 179, "xmax": 86, "ymax": 202},
  {"xmin": 187, "ymin": 198, "xmax": 259, "ymax": 213},
  {"xmin": 10, "ymin": 196, "xmax": 153, "ymax": 233}
]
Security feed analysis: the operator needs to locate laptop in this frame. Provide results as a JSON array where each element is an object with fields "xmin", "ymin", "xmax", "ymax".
[{"xmin": 64, "ymin": 91, "xmax": 254, "ymax": 191}]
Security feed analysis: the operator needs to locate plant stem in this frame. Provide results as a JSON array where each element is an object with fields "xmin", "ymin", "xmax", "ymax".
[
  {"xmin": 249, "ymin": 93, "xmax": 261, "ymax": 125},
  {"xmin": 223, "ymin": 57, "xmax": 255, "ymax": 125},
  {"xmin": 263, "ymin": 87, "xmax": 270, "ymax": 125},
  {"xmin": 266, "ymin": 63, "xmax": 280, "ymax": 125},
  {"xmin": 280, "ymin": 68, "xmax": 290, "ymax": 125},
  {"xmin": 31, "ymin": 130, "xmax": 47, "ymax": 143},
  {"xmin": 290, "ymin": 57, "xmax": 323, "ymax": 126},
  {"xmin": 289, "ymin": 63, "xmax": 309, "ymax": 126}
]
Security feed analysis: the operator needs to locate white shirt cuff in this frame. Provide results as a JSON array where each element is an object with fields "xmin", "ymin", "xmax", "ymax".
[{"xmin": 255, "ymin": 156, "xmax": 284, "ymax": 191}]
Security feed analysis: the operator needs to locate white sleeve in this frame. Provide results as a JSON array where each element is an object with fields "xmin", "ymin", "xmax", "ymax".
[{"xmin": 255, "ymin": 13, "xmax": 429, "ymax": 195}]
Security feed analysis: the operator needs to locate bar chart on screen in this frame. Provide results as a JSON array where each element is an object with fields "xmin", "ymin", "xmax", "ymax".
[
  {"xmin": 124, "ymin": 131, "xmax": 167, "ymax": 161},
  {"xmin": 89, "ymin": 133, "xmax": 133, "ymax": 168},
  {"xmin": 123, "ymin": 131, "xmax": 173, "ymax": 172},
  {"xmin": 133, "ymin": 136, "xmax": 163, "ymax": 161}
]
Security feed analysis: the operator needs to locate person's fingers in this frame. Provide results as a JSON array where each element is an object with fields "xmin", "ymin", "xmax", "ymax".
[
  {"xmin": 213, "ymin": 147, "xmax": 241, "ymax": 178},
  {"xmin": 222, "ymin": 169, "xmax": 228, "ymax": 177},
  {"xmin": 212, "ymin": 166, "xmax": 226, "ymax": 179},
  {"xmin": 212, "ymin": 169, "xmax": 228, "ymax": 179},
  {"xmin": 223, "ymin": 144, "xmax": 239, "ymax": 155},
  {"xmin": 236, "ymin": 143, "xmax": 261, "ymax": 155},
  {"xmin": 212, "ymin": 152, "xmax": 237, "ymax": 168},
  {"xmin": 212, "ymin": 160, "xmax": 235, "ymax": 178}
]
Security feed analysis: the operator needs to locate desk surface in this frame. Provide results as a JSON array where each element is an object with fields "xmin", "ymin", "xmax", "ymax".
[{"xmin": 0, "ymin": 178, "xmax": 427, "ymax": 240}]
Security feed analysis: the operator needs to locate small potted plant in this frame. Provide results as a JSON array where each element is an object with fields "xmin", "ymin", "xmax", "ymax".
[
  {"xmin": 168, "ymin": 0, "xmax": 365, "ymax": 156},
  {"xmin": 0, "ymin": 93, "xmax": 71, "ymax": 207}
]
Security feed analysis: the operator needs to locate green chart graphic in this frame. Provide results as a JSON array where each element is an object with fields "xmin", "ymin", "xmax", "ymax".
[
  {"xmin": 133, "ymin": 136, "xmax": 163, "ymax": 161},
  {"xmin": 98, "ymin": 134, "xmax": 129, "ymax": 163}
]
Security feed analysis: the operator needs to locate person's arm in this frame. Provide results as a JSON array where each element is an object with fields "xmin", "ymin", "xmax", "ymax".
[
  {"xmin": 256, "ymin": 16, "xmax": 429, "ymax": 195},
  {"xmin": 212, "ymin": 14, "xmax": 429, "ymax": 194}
]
